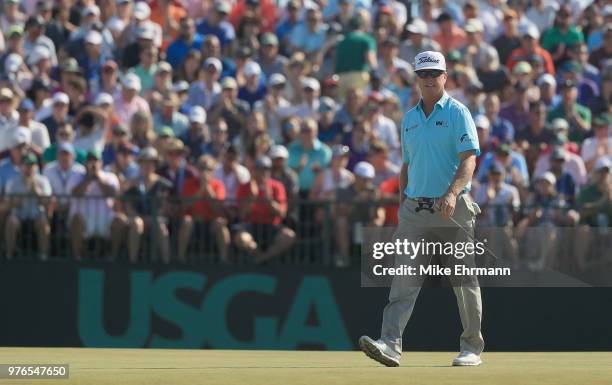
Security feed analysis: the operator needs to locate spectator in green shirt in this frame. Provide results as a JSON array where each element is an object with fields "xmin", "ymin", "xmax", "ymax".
[
  {"xmin": 334, "ymin": 15, "xmax": 377, "ymax": 100},
  {"xmin": 547, "ymin": 79, "xmax": 591, "ymax": 144},
  {"xmin": 540, "ymin": 5, "xmax": 584, "ymax": 64}
]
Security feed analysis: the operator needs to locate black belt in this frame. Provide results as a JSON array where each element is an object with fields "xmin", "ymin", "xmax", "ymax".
[{"xmin": 408, "ymin": 192, "xmax": 465, "ymax": 214}]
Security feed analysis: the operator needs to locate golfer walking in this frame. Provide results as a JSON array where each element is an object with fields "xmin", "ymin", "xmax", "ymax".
[{"xmin": 359, "ymin": 51, "xmax": 484, "ymax": 367}]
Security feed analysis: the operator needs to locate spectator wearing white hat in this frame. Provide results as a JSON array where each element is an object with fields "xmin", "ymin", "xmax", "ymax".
[
  {"xmin": 0, "ymin": 88, "xmax": 19, "ymax": 151},
  {"xmin": 179, "ymin": 106, "xmax": 209, "ymax": 162},
  {"xmin": 279, "ymin": 77, "xmax": 321, "ymax": 120},
  {"xmin": 0, "ymin": 0, "xmax": 25, "ymax": 36},
  {"xmin": 269, "ymin": 144, "xmax": 299, "ymax": 225},
  {"xmin": 209, "ymin": 77, "xmax": 250, "ymax": 140},
  {"xmin": 23, "ymin": 16, "xmax": 57, "ymax": 67},
  {"xmin": 0, "ymin": 126, "xmax": 31, "ymax": 193},
  {"xmin": 76, "ymin": 30, "xmax": 109, "ymax": 89},
  {"xmin": 289, "ymin": 7, "xmax": 326, "ymax": 57},
  {"xmin": 114, "ymin": 73, "xmax": 150, "ymax": 125},
  {"xmin": 41, "ymin": 93, "xmax": 70, "ymax": 141},
  {"xmin": 238, "ymin": 61, "xmax": 267, "ymax": 108},
  {"xmin": 399, "ymin": 19, "xmax": 439, "ymax": 66},
  {"xmin": 459, "ymin": 18, "xmax": 499, "ymax": 71},
  {"xmin": 581, "ymin": 116, "xmax": 612, "ymax": 173},
  {"xmin": 334, "ymin": 160, "xmax": 384, "ymax": 266},
  {"xmin": 17, "ymin": 98, "xmax": 50, "ymax": 153},
  {"xmin": 187, "ymin": 57, "xmax": 223, "ymax": 110},
  {"xmin": 43, "ymin": 141, "xmax": 85, "ymax": 219},
  {"xmin": 536, "ymin": 73, "xmax": 559, "ymax": 110},
  {"xmin": 116, "ymin": 1, "xmax": 162, "ymax": 49},
  {"xmin": 254, "ymin": 73, "xmax": 290, "ymax": 143}
]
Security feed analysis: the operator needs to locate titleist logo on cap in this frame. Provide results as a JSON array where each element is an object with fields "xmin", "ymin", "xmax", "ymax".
[{"xmin": 418, "ymin": 56, "xmax": 440, "ymax": 64}]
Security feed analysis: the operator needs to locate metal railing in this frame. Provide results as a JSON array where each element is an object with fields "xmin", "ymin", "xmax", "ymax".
[{"xmin": 0, "ymin": 194, "xmax": 610, "ymax": 271}]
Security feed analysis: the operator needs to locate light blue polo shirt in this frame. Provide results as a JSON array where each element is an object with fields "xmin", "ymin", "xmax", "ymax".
[
  {"xmin": 288, "ymin": 139, "xmax": 332, "ymax": 191},
  {"xmin": 400, "ymin": 92, "xmax": 480, "ymax": 198}
]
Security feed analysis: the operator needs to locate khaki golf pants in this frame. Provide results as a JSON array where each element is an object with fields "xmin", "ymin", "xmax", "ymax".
[{"xmin": 380, "ymin": 194, "xmax": 485, "ymax": 356}]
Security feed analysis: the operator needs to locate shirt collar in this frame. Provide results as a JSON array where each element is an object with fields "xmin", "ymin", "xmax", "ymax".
[{"xmin": 417, "ymin": 92, "xmax": 449, "ymax": 112}]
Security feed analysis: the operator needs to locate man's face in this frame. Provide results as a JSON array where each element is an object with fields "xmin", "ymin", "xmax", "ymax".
[
  {"xmin": 306, "ymin": 11, "xmax": 320, "ymax": 31},
  {"xmin": 8, "ymin": 35, "xmax": 23, "ymax": 51},
  {"xmin": 179, "ymin": 18, "xmax": 195, "ymax": 39},
  {"xmin": 10, "ymin": 143, "xmax": 26, "ymax": 160},
  {"xmin": 57, "ymin": 150, "xmax": 73, "ymax": 168},
  {"xmin": 53, "ymin": 102, "xmax": 68, "ymax": 117},
  {"xmin": 416, "ymin": 70, "xmax": 447, "ymax": 98},
  {"xmin": 86, "ymin": 158, "xmax": 101, "ymax": 174},
  {"xmin": 122, "ymin": 87, "xmax": 137, "ymax": 100},
  {"xmin": 85, "ymin": 42, "xmax": 100, "ymax": 57},
  {"xmin": 138, "ymin": 159, "xmax": 156, "ymax": 174},
  {"xmin": 477, "ymin": 127, "xmax": 489, "ymax": 145},
  {"xmin": 300, "ymin": 123, "xmax": 316, "ymax": 142},
  {"xmin": 21, "ymin": 162, "xmax": 35, "ymax": 177},
  {"xmin": 561, "ymin": 87, "xmax": 577, "ymax": 104},
  {"xmin": 56, "ymin": 127, "xmax": 72, "ymax": 142},
  {"xmin": 529, "ymin": 105, "xmax": 545, "ymax": 126},
  {"xmin": 166, "ymin": 150, "xmax": 183, "ymax": 168},
  {"xmin": 203, "ymin": 38, "xmax": 221, "ymax": 57},
  {"xmin": 489, "ymin": 171, "xmax": 503, "ymax": 184},
  {"xmin": 102, "ymin": 66, "xmax": 117, "ymax": 81},
  {"xmin": 556, "ymin": 10, "xmax": 571, "ymax": 28},
  {"xmin": 18, "ymin": 107, "xmax": 32, "ymax": 123},
  {"xmin": 522, "ymin": 36, "xmax": 536, "ymax": 50},
  {"xmin": 261, "ymin": 43, "xmax": 277, "ymax": 59},
  {"xmin": 0, "ymin": 97, "xmax": 13, "ymax": 115}
]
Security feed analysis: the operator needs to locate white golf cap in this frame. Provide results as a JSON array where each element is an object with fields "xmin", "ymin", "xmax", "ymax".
[
  {"xmin": 414, "ymin": 50, "xmax": 446, "ymax": 72},
  {"xmin": 595, "ymin": 156, "xmax": 612, "ymax": 171},
  {"xmin": 122, "ymin": 73, "xmax": 142, "ymax": 91},
  {"xmin": 12, "ymin": 126, "xmax": 32, "ymax": 147},
  {"xmin": 474, "ymin": 115, "xmax": 490, "ymax": 130},
  {"xmin": 106, "ymin": 17, "xmax": 125, "ymax": 33},
  {"xmin": 464, "ymin": 18, "xmax": 484, "ymax": 33},
  {"xmin": 95, "ymin": 92, "xmax": 114, "ymax": 106},
  {"xmin": 354, "ymin": 161, "xmax": 375, "ymax": 179},
  {"xmin": 268, "ymin": 73, "xmax": 286, "ymax": 86},
  {"xmin": 133, "ymin": 1, "xmax": 151, "ymax": 20},
  {"xmin": 189, "ymin": 106, "xmax": 207, "ymax": 124},
  {"xmin": 522, "ymin": 24, "xmax": 540, "ymax": 39},
  {"xmin": 85, "ymin": 30, "xmax": 103, "ymax": 45},
  {"xmin": 52, "ymin": 92, "xmax": 70, "ymax": 105},
  {"xmin": 172, "ymin": 80, "xmax": 189, "ymax": 93},
  {"xmin": 302, "ymin": 77, "xmax": 320, "ymax": 91},
  {"xmin": 137, "ymin": 24, "xmax": 155, "ymax": 40},
  {"xmin": 4, "ymin": 53, "xmax": 22, "ymax": 73},
  {"xmin": 405, "ymin": 18, "xmax": 427, "ymax": 34},
  {"xmin": 536, "ymin": 171, "xmax": 557, "ymax": 186},
  {"xmin": 203, "ymin": 57, "xmax": 222, "ymax": 72},
  {"xmin": 82, "ymin": 4, "xmax": 100, "ymax": 17},
  {"xmin": 269, "ymin": 144, "xmax": 289, "ymax": 159},
  {"xmin": 551, "ymin": 118, "xmax": 569, "ymax": 131},
  {"xmin": 28, "ymin": 45, "xmax": 51, "ymax": 66},
  {"xmin": 537, "ymin": 73, "xmax": 557, "ymax": 87},
  {"xmin": 243, "ymin": 61, "xmax": 262, "ymax": 77}
]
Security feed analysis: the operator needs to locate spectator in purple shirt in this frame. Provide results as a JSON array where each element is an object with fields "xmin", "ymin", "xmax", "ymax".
[{"xmin": 498, "ymin": 81, "xmax": 531, "ymax": 133}]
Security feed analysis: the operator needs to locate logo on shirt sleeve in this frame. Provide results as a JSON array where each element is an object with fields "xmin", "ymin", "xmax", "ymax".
[{"xmin": 460, "ymin": 133, "xmax": 469, "ymax": 143}]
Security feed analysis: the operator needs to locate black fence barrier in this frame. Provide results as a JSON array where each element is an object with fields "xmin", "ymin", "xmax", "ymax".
[{"xmin": 1, "ymin": 260, "xmax": 612, "ymax": 351}]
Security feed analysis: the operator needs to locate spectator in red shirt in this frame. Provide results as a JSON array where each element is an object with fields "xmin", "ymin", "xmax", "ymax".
[
  {"xmin": 234, "ymin": 156, "xmax": 295, "ymax": 263},
  {"xmin": 180, "ymin": 155, "xmax": 230, "ymax": 263},
  {"xmin": 379, "ymin": 176, "xmax": 399, "ymax": 226},
  {"xmin": 507, "ymin": 26, "xmax": 556, "ymax": 76}
]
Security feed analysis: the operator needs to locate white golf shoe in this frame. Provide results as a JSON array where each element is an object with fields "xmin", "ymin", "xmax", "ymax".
[
  {"xmin": 358, "ymin": 336, "xmax": 400, "ymax": 367},
  {"xmin": 452, "ymin": 351, "xmax": 482, "ymax": 366}
]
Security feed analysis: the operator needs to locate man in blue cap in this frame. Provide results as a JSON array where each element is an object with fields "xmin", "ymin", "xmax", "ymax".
[{"xmin": 359, "ymin": 51, "xmax": 484, "ymax": 367}]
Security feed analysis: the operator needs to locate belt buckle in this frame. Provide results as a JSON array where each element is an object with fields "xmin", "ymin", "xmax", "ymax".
[{"xmin": 415, "ymin": 198, "xmax": 435, "ymax": 214}]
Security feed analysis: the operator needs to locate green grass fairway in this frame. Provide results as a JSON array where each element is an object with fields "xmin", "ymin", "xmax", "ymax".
[{"xmin": 0, "ymin": 349, "xmax": 611, "ymax": 385}]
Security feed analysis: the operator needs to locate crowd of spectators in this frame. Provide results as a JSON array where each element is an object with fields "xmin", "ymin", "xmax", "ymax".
[{"xmin": 0, "ymin": 0, "xmax": 610, "ymax": 268}]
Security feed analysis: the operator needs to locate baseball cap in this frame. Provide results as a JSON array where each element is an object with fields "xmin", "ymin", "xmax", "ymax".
[
  {"xmin": 122, "ymin": 73, "xmax": 142, "ymax": 91},
  {"xmin": 414, "ymin": 51, "xmax": 446, "ymax": 72},
  {"xmin": 513, "ymin": 61, "xmax": 532, "ymax": 75},
  {"xmin": 61, "ymin": 58, "xmax": 81, "ymax": 73},
  {"xmin": 86, "ymin": 150, "xmax": 101, "ymax": 161},
  {"xmin": 593, "ymin": 114, "xmax": 611, "ymax": 128},
  {"xmin": 52, "ymin": 92, "xmax": 70, "ymax": 105},
  {"xmin": 536, "ymin": 171, "xmax": 557, "ymax": 185},
  {"xmin": 173, "ymin": 81, "xmax": 189, "ymax": 93},
  {"xmin": 203, "ymin": 57, "xmax": 222, "ymax": 72},
  {"xmin": 244, "ymin": 61, "xmax": 262, "ymax": 77},
  {"xmin": 159, "ymin": 126, "xmax": 175, "ymax": 138},
  {"xmin": 496, "ymin": 143, "xmax": 512, "ymax": 155},
  {"xmin": 405, "ymin": 18, "xmax": 427, "ymax": 34},
  {"xmin": 133, "ymin": 2, "xmax": 151, "ymax": 20},
  {"xmin": 12, "ymin": 127, "xmax": 31, "ymax": 147},
  {"xmin": 558, "ymin": 79, "xmax": 577, "ymax": 91},
  {"xmin": 551, "ymin": 118, "xmax": 569, "ymax": 131},
  {"xmin": 189, "ymin": 106, "xmax": 207, "ymax": 124},
  {"xmin": 464, "ymin": 18, "xmax": 484, "ymax": 33},
  {"xmin": 522, "ymin": 25, "xmax": 540, "ymax": 39},
  {"xmin": 269, "ymin": 144, "xmax": 289, "ymax": 159},
  {"xmin": 214, "ymin": 0, "xmax": 231, "ymax": 13},
  {"xmin": 106, "ymin": 17, "xmax": 125, "ymax": 32},
  {"xmin": 551, "ymin": 148, "xmax": 567, "ymax": 161},
  {"xmin": 302, "ymin": 77, "xmax": 320, "ymax": 91},
  {"xmin": 137, "ymin": 146, "xmax": 159, "ymax": 162},
  {"xmin": 95, "ymin": 92, "xmax": 114, "ymax": 106},
  {"xmin": 156, "ymin": 61, "xmax": 172, "ymax": 74},
  {"xmin": 4, "ymin": 53, "xmax": 22, "ymax": 73},
  {"xmin": 221, "ymin": 76, "xmax": 238, "ymax": 90},
  {"xmin": 57, "ymin": 142, "xmax": 75, "ymax": 155},
  {"xmin": 331, "ymin": 144, "xmax": 349, "ymax": 158},
  {"xmin": 18, "ymin": 98, "xmax": 35, "ymax": 111},
  {"xmin": 112, "ymin": 124, "xmax": 129, "ymax": 135},
  {"xmin": 21, "ymin": 152, "xmax": 38, "ymax": 165},
  {"xmin": 136, "ymin": 24, "xmax": 155, "ymax": 40},
  {"xmin": 28, "ymin": 45, "xmax": 51, "ymax": 66},
  {"xmin": 319, "ymin": 96, "xmax": 336, "ymax": 113},
  {"xmin": 255, "ymin": 156, "xmax": 272, "ymax": 169},
  {"xmin": 537, "ymin": 73, "xmax": 556, "ymax": 87},
  {"xmin": 82, "ymin": 5, "xmax": 100, "ymax": 17},
  {"xmin": 260, "ymin": 32, "xmax": 279, "ymax": 46},
  {"xmin": 0, "ymin": 87, "xmax": 14, "ymax": 100},
  {"xmin": 103, "ymin": 60, "xmax": 118, "ymax": 71},
  {"xmin": 489, "ymin": 162, "xmax": 505, "ymax": 174},
  {"xmin": 436, "ymin": 12, "xmax": 452, "ymax": 23},
  {"xmin": 6, "ymin": 25, "xmax": 24, "ymax": 38},
  {"xmin": 594, "ymin": 157, "xmax": 612, "ymax": 172},
  {"xmin": 268, "ymin": 73, "xmax": 286, "ymax": 87},
  {"xmin": 474, "ymin": 115, "xmax": 490, "ymax": 130},
  {"xmin": 85, "ymin": 30, "xmax": 102, "ymax": 45},
  {"xmin": 561, "ymin": 61, "xmax": 582, "ymax": 74},
  {"xmin": 354, "ymin": 161, "xmax": 375, "ymax": 179}
]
